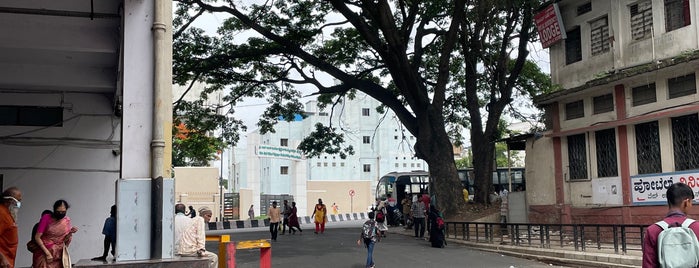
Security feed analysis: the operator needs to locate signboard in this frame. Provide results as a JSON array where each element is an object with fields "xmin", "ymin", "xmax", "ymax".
[
  {"xmin": 255, "ymin": 145, "xmax": 305, "ymax": 161},
  {"xmin": 349, "ymin": 189, "xmax": 355, "ymax": 197},
  {"xmin": 534, "ymin": 3, "xmax": 566, "ymax": 48},
  {"xmin": 631, "ymin": 170, "xmax": 699, "ymax": 205}
]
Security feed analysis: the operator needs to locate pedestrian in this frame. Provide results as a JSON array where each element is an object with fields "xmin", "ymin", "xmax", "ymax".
[
  {"xmin": 281, "ymin": 200, "xmax": 291, "ymax": 235},
  {"xmin": 33, "ymin": 199, "xmax": 79, "ymax": 268},
  {"xmin": 287, "ymin": 202, "xmax": 302, "ymax": 234},
  {"xmin": 428, "ymin": 205, "xmax": 445, "ymax": 248},
  {"xmin": 267, "ymin": 201, "xmax": 281, "ymax": 241},
  {"xmin": 0, "ymin": 187, "xmax": 22, "ymax": 268},
  {"xmin": 91, "ymin": 205, "xmax": 116, "ymax": 261},
  {"xmin": 198, "ymin": 207, "xmax": 213, "ymax": 224},
  {"xmin": 401, "ymin": 195, "xmax": 412, "ymax": 229},
  {"xmin": 248, "ymin": 205, "xmax": 255, "ymax": 219},
  {"xmin": 29, "ymin": 210, "xmax": 53, "ymax": 254},
  {"xmin": 174, "ymin": 204, "xmax": 218, "ymax": 268},
  {"xmin": 375, "ymin": 198, "xmax": 388, "ymax": 237},
  {"xmin": 331, "ymin": 202, "xmax": 339, "ymax": 215},
  {"xmin": 357, "ymin": 211, "xmax": 380, "ymax": 268},
  {"xmin": 411, "ymin": 195, "xmax": 426, "ymax": 239},
  {"xmin": 311, "ymin": 198, "xmax": 327, "ymax": 234},
  {"xmin": 188, "ymin": 205, "xmax": 197, "ymax": 218},
  {"xmin": 642, "ymin": 182, "xmax": 699, "ymax": 268}
]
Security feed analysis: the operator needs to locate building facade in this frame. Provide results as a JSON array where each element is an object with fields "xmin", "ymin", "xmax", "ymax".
[
  {"xmin": 530, "ymin": 0, "xmax": 699, "ymax": 224},
  {"xmin": 243, "ymin": 92, "xmax": 428, "ymax": 217}
]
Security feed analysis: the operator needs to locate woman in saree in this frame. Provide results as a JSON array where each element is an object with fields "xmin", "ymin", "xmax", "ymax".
[
  {"xmin": 287, "ymin": 202, "xmax": 302, "ymax": 234},
  {"xmin": 33, "ymin": 200, "xmax": 78, "ymax": 268}
]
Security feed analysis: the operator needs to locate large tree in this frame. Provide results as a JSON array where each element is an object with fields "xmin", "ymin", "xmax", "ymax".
[{"xmin": 173, "ymin": 0, "xmax": 545, "ymax": 215}]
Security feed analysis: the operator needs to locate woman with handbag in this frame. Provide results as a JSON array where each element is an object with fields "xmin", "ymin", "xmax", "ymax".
[{"xmin": 32, "ymin": 200, "xmax": 78, "ymax": 268}]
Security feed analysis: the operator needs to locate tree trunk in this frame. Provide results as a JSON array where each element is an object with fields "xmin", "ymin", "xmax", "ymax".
[
  {"xmin": 471, "ymin": 130, "xmax": 496, "ymax": 204},
  {"xmin": 414, "ymin": 107, "xmax": 466, "ymax": 217}
]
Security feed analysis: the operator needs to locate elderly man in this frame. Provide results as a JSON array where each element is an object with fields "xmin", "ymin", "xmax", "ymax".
[
  {"xmin": 1, "ymin": 187, "xmax": 22, "ymax": 268},
  {"xmin": 174, "ymin": 204, "xmax": 217, "ymax": 268},
  {"xmin": 198, "ymin": 207, "xmax": 213, "ymax": 224}
]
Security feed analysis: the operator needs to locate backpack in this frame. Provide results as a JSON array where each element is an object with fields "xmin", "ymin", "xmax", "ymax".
[
  {"xmin": 362, "ymin": 220, "xmax": 376, "ymax": 240},
  {"xmin": 656, "ymin": 218, "xmax": 699, "ymax": 268},
  {"xmin": 436, "ymin": 216, "xmax": 445, "ymax": 230},
  {"xmin": 376, "ymin": 211, "xmax": 385, "ymax": 222}
]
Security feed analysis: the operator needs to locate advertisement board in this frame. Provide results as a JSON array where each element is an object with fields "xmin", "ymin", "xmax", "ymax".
[
  {"xmin": 534, "ymin": 3, "xmax": 566, "ymax": 48},
  {"xmin": 631, "ymin": 170, "xmax": 699, "ymax": 205}
]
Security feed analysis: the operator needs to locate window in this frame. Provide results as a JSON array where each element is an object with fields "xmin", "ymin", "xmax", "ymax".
[
  {"xmin": 0, "ymin": 106, "xmax": 63, "ymax": 126},
  {"xmin": 565, "ymin": 27, "xmax": 582, "ymax": 64},
  {"xmin": 363, "ymin": 136, "xmax": 371, "ymax": 144},
  {"xmin": 577, "ymin": 2, "xmax": 592, "ymax": 16},
  {"xmin": 323, "ymin": 162, "xmax": 328, "ymax": 167},
  {"xmin": 417, "ymin": 163, "xmax": 421, "ymax": 168},
  {"xmin": 363, "ymin": 164, "xmax": 371, "ymax": 172},
  {"xmin": 630, "ymin": 0, "xmax": 653, "ymax": 41},
  {"xmin": 593, "ymin": 94, "xmax": 614, "ymax": 114},
  {"xmin": 632, "ymin": 83, "xmax": 657, "ymax": 106},
  {"xmin": 635, "ymin": 121, "xmax": 662, "ymax": 174},
  {"xmin": 280, "ymin": 138, "xmax": 288, "ymax": 147},
  {"xmin": 317, "ymin": 162, "xmax": 321, "ymax": 167},
  {"xmin": 395, "ymin": 163, "xmax": 399, "ymax": 167},
  {"xmin": 595, "ymin": 129, "xmax": 618, "ymax": 177},
  {"xmin": 672, "ymin": 114, "xmax": 699, "ymax": 171},
  {"xmin": 665, "ymin": 0, "xmax": 691, "ymax": 32},
  {"xmin": 590, "ymin": 17, "xmax": 610, "ymax": 56},
  {"xmin": 340, "ymin": 162, "xmax": 345, "ymax": 167},
  {"xmin": 362, "ymin": 108, "xmax": 370, "ymax": 116},
  {"xmin": 319, "ymin": 112, "xmax": 328, "ymax": 116},
  {"xmin": 668, "ymin": 73, "xmax": 696, "ymax": 99},
  {"xmin": 403, "ymin": 163, "xmax": 407, "ymax": 167},
  {"xmin": 332, "ymin": 162, "xmax": 336, "ymax": 167},
  {"xmin": 411, "ymin": 163, "xmax": 415, "ymax": 167},
  {"xmin": 394, "ymin": 136, "xmax": 398, "ymax": 140},
  {"xmin": 565, "ymin": 100, "xmax": 585, "ymax": 120},
  {"xmin": 567, "ymin": 134, "xmax": 588, "ymax": 180},
  {"xmin": 280, "ymin": 166, "xmax": 289, "ymax": 175}
]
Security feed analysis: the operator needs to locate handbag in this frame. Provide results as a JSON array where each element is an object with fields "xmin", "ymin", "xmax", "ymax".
[
  {"xmin": 62, "ymin": 245, "xmax": 72, "ymax": 268},
  {"xmin": 26, "ymin": 240, "xmax": 39, "ymax": 253}
]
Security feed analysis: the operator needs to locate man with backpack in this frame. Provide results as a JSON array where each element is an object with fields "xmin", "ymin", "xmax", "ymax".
[
  {"xmin": 357, "ymin": 211, "xmax": 381, "ymax": 268},
  {"xmin": 642, "ymin": 182, "xmax": 699, "ymax": 268}
]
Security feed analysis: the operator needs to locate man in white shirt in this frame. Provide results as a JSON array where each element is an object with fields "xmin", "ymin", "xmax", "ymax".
[{"xmin": 174, "ymin": 204, "xmax": 218, "ymax": 268}]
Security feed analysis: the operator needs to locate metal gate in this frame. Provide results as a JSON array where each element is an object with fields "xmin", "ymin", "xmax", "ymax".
[
  {"xmin": 260, "ymin": 194, "xmax": 294, "ymax": 216},
  {"xmin": 224, "ymin": 192, "xmax": 239, "ymax": 220}
]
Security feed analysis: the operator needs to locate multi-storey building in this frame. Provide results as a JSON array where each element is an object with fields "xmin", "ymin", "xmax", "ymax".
[
  {"xmin": 529, "ymin": 0, "xmax": 699, "ymax": 224},
  {"xmin": 243, "ymin": 92, "xmax": 428, "ymax": 216}
]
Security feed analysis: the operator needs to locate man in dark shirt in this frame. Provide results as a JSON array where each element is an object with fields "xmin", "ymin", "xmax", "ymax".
[{"xmin": 642, "ymin": 182, "xmax": 699, "ymax": 268}]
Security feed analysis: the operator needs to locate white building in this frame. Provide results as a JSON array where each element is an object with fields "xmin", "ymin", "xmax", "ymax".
[{"xmin": 243, "ymin": 92, "xmax": 428, "ymax": 216}]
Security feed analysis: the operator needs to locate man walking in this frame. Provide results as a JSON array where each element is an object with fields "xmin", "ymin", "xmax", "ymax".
[
  {"xmin": 411, "ymin": 195, "xmax": 426, "ymax": 239},
  {"xmin": 0, "ymin": 187, "xmax": 21, "ymax": 268},
  {"xmin": 268, "ymin": 201, "xmax": 281, "ymax": 241},
  {"xmin": 174, "ymin": 204, "xmax": 218, "ymax": 268},
  {"xmin": 642, "ymin": 182, "xmax": 699, "ymax": 268},
  {"xmin": 358, "ymin": 211, "xmax": 380, "ymax": 268}
]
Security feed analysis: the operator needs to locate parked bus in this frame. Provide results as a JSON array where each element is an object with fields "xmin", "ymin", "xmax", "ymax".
[{"xmin": 458, "ymin": 167, "xmax": 526, "ymax": 200}]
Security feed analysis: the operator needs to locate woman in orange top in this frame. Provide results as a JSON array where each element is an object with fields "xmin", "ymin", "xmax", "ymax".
[{"xmin": 311, "ymin": 198, "xmax": 327, "ymax": 234}]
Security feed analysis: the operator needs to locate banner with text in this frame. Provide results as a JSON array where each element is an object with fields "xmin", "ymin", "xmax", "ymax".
[
  {"xmin": 631, "ymin": 170, "xmax": 699, "ymax": 205},
  {"xmin": 256, "ymin": 145, "xmax": 305, "ymax": 161},
  {"xmin": 534, "ymin": 3, "xmax": 566, "ymax": 48}
]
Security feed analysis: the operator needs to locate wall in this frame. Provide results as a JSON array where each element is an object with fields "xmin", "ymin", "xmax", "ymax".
[
  {"xmin": 174, "ymin": 167, "xmax": 220, "ymax": 220},
  {"xmin": 524, "ymin": 136, "xmax": 556, "ymax": 206},
  {"xmin": 0, "ymin": 93, "xmax": 120, "ymax": 267},
  {"xmin": 306, "ymin": 180, "xmax": 372, "ymax": 217},
  {"xmin": 239, "ymin": 188, "xmax": 253, "ymax": 219}
]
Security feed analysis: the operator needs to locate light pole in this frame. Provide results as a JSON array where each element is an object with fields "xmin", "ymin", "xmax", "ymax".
[{"xmin": 219, "ymin": 150, "xmax": 224, "ymax": 222}]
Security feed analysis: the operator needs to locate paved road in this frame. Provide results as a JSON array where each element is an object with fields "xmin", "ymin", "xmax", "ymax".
[{"xmin": 206, "ymin": 221, "xmax": 569, "ymax": 268}]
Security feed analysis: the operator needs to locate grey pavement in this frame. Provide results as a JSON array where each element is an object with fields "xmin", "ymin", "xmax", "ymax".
[{"xmin": 206, "ymin": 220, "xmax": 570, "ymax": 268}]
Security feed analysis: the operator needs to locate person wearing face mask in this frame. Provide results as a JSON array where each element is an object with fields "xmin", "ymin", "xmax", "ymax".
[
  {"xmin": 32, "ymin": 199, "xmax": 78, "ymax": 268},
  {"xmin": 0, "ymin": 186, "xmax": 22, "ymax": 268}
]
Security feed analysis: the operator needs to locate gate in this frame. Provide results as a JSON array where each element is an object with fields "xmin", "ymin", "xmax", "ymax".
[
  {"xmin": 260, "ymin": 194, "xmax": 294, "ymax": 216},
  {"xmin": 224, "ymin": 192, "xmax": 239, "ymax": 220}
]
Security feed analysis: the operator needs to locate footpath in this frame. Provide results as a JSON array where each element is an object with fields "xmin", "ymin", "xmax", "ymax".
[{"xmin": 390, "ymin": 226, "xmax": 642, "ymax": 268}]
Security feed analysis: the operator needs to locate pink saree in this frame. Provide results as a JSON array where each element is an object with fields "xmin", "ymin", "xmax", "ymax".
[{"xmin": 32, "ymin": 215, "xmax": 72, "ymax": 268}]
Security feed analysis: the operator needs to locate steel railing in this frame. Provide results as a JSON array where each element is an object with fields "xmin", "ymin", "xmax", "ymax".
[{"xmin": 445, "ymin": 221, "xmax": 647, "ymax": 255}]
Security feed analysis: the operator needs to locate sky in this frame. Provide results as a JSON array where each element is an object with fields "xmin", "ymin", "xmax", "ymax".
[{"xmin": 179, "ymin": 3, "xmax": 551, "ymax": 147}]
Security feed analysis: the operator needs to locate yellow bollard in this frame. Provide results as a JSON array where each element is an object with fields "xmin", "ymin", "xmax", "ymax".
[{"xmin": 218, "ymin": 235, "xmax": 230, "ymax": 268}]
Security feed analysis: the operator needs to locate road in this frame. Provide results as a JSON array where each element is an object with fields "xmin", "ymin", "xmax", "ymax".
[{"xmin": 206, "ymin": 221, "xmax": 569, "ymax": 268}]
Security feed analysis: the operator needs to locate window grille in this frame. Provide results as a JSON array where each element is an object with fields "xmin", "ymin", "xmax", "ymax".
[
  {"xmin": 566, "ymin": 100, "xmax": 584, "ymax": 120},
  {"xmin": 665, "ymin": 0, "xmax": 691, "ymax": 32},
  {"xmin": 590, "ymin": 17, "xmax": 610, "ymax": 56},
  {"xmin": 565, "ymin": 27, "xmax": 582, "ymax": 64},
  {"xmin": 577, "ymin": 2, "xmax": 592, "ymax": 16},
  {"xmin": 280, "ymin": 166, "xmax": 289, "ymax": 175},
  {"xmin": 630, "ymin": 0, "xmax": 653, "ymax": 41},
  {"xmin": 319, "ymin": 112, "xmax": 328, "ymax": 116},
  {"xmin": 593, "ymin": 94, "xmax": 614, "ymax": 114},
  {"xmin": 280, "ymin": 138, "xmax": 288, "ymax": 147},
  {"xmin": 632, "ymin": 83, "xmax": 657, "ymax": 106},
  {"xmin": 363, "ymin": 164, "xmax": 371, "ymax": 172},
  {"xmin": 595, "ymin": 129, "xmax": 618, "ymax": 177},
  {"xmin": 363, "ymin": 136, "xmax": 370, "ymax": 144},
  {"xmin": 567, "ymin": 134, "xmax": 588, "ymax": 180},
  {"xmin": 672, "ymin": 114, "xmax": 699, "ymax": 171},
  {"xmin": 0, "ymin": 106, "xmax": 63, "ymax": 126},
  {"xmin": 668, "ymin": 73, "xmax": 696, "ymax": 99},
  {"xmin": 362, "ymin": 108, "xmax": 370, "ymax": 116},
  {"xmin": 635, "ymin": 121, "xmax": 661, "ymax": 174}
]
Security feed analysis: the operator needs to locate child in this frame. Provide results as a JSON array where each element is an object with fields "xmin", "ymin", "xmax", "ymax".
[{"xmin": 91, "ymin": 205, "xmax": 116, "ymax": 261}]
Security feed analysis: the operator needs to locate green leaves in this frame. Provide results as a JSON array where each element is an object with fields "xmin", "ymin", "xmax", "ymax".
[{"xmin": 297, "ymin": 123, "xmax": 354, "ymax": 159}]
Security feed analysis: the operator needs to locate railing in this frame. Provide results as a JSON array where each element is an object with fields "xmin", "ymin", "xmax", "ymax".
[{"xmin": 445, "ymin": 222, "xmax": 647, "ymax": 255}]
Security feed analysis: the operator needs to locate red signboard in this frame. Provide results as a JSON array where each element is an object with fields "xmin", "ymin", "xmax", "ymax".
[{"xmin": 534, "ymin": 3, "xmax": 566, "ymax": 48}]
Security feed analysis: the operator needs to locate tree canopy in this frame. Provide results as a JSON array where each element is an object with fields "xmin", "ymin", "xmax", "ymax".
[{"xmin": 172, "ymin": 0, "xmax": 550, "ymax": 216}]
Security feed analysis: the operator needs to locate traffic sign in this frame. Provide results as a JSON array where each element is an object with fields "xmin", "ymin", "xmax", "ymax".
[{"xmin": 349, "ymin": 189, "xmax": 355, "ymax": 197}]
